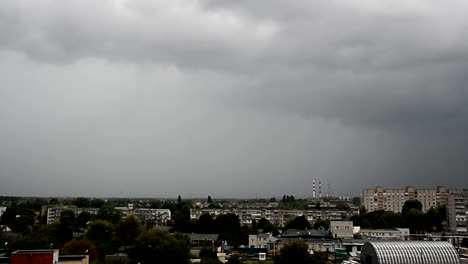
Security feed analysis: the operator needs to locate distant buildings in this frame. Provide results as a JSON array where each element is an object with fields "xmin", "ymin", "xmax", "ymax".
[
  {"xmin": 362, "ymin": 186, "xmax": 468, "ymax": 234},
  {"xmin": 46, "ymin": 206, "xmax": 171, "ymax": 226},
  {"xmin": 362, "ymin": 186, "xmax": 454, "ymax": 213},
  {"xmin": 248, "ymin": 229, "xmax": 339, "ymax": 255},
  {"xmin": 190, "ymin": 208, "xmax": 358, "ymax": 228}
]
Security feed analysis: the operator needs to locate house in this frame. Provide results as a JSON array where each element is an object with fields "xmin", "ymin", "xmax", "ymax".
[{"xmin": 249, "ymin": 233, "xmax": 276, "ymax": 248}]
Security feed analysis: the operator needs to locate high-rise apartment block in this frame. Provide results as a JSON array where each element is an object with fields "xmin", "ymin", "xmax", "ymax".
[
  {"xmin": 362, "ymin": 186, "xmax": 452, "ymax": 213},
  {"xmin": 446, "ymin": 190, "xmax": 468, "ymax": 232}
]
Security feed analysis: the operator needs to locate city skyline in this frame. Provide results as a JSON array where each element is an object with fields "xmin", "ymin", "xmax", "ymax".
[{"xmin": 1, "ymin": 1, "xmax": 468, "ymax": 198}]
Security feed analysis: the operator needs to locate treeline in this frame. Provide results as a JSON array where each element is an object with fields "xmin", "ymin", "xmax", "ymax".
[
  {"xmin": 0, "ymin": 198, "xmax": 193, "ymax": 263},
  {"xmin": 351, "ymin": 200, "xmax": 447, "ymax": 234}
]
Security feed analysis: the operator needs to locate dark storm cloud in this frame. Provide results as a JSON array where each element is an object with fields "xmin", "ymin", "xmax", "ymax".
[{"xmin": 0, "ymin": 0, "xmax": 467, "ymax": 197}]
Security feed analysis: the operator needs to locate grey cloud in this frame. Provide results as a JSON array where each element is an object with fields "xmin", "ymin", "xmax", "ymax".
[{"xmin": 0, "ymin": 1, "xmax": 467, "ymax": 197}]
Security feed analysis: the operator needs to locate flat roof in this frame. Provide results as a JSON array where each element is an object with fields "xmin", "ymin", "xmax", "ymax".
[
  {"xmin": 59, "ymin": 255, "xmax": 88, "ymax": 260},
  {"xmin": 12, "ymin": 249, "xmax": 58, "ymax": 254}
]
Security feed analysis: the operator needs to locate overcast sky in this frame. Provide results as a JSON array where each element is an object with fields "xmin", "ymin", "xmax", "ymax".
[{"xmin": 1, "ymin": 0, "xmax": 467, "ymax": 198}]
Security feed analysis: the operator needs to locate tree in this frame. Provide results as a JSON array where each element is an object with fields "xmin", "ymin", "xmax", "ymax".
[
  {"xmin": 196, "ymin": 213, "xmax": 215, "ymax": 234},
  {"xmin": 85, "ymin": 220, "xmax": 114, "ymax": 242},
  {"xmin": 172, "ymin": 206, "xmax": 192, "ymax": 233},
  {"xmin": 128, "ymin": 228, "xmax": 191, "ymax": 264},
  {"xmin": 402, "ymin": 200, "xmax": 423, "ymax": 218},
  {"xmin": 406, "ymin": 208, "xmax": 425, "ymax": 234},
  {"xmin": 207, "ymin": 196, "xmax": 213, "ymax": 204},
  {"xmin": 313, "ymin": 219, "xmax": 330, "ymax": 230},
  {"xmin": 77, "ymin": 211, "xmax": 92, "ymax": 230},
  {"xmin": 90, "ymin": 199, "xmax": 105, "ymax": 208},
  {"xmin": 199, "ymin": 246, "xmax": 222, "ymax": 264},
  {"xmin": 96, "ymin": 205, "xmax": 121, "ymax": 225},
  {"xmin": 62, "ymin": 239, "xmax": 98, "ymax": 262},
  {"xmin": 116, "ymin": 215, "xmax": 143, "ymax": 245},
  {"xmin": 274, "ymin": 240, "xmax": 313, "ymax": 264},
  {"xmin": 178, "ymin": 195, "xmax": 182, "ymax": 203},
  {"xmin": 213, "ymin": 214, "xmax": 242, "ymax": 247},
  {"xmin": 1, "ymin": 206, "xmax": 36, "ymax": 233},
  {"xmin": 73, "ymin": 197, "xmax": 91, "ymax": 208},
  {"xmin": 284, "ymin": 216, "xmax": 311, "ymax": 230},
  {"xmin": 58, "ymin": 210, "xmax": 76, "ymax": 246},
  {"xmin": 85, "ymin": 220, "xmax": 115, "ymax": 262},
  {"xmin": 226, "ymin": 255, "xmax": 241, "ymax": 264},
  {"xmin": 257, "ymin": 218, "xmax": 279, "ymax": 236},
  {"xmin": 9, "ymin": 224, "xmax": 59, "ymax": 251}
]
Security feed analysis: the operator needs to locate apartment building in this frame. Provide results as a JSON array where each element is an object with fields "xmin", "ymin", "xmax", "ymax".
[
  {"xmin": 190, "ymin": 208, "xmax": 357, "ymax": 227},
  {"xmin": 446, "ymin": 190, "xmax": 468, "ymax": 232},
  {"xmin": 362, "ymin": 186, "xmax": 453, "ymax": 213},
  {"xmin": 47, "ymin": 206, "xmax": 171, "ymax": 225}
]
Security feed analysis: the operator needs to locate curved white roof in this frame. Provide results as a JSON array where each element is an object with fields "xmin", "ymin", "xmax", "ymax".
[{"xmin": 362, "ymin": 241, "xmax": 459, "ymax": 264}]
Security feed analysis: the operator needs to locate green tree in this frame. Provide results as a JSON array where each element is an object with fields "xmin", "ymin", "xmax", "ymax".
[
  {"xmin": 128, "ymin": 228, "xmax": 191, "ymax": 264},
  {"xmin": 284, "ymin": 216, "xmax": 311, "ymax": 230},
  {"xmin": 77, "ymin": 211, "xmax": 92, "ymax": 230},
  {"xmin": 200, "ymin": 246, "xmax": 222, "ymax": 264},
  {"xmin": 85, "ymin": 220, "xmax": 113, "ymax": 242},
  {"xmin": 313, "ymin": 219, "xmax": 330, "ymax": 230},
  {"xmin": 197, "ymin": 213, "xmax": 215, "ymax": 234},
  {"xmin": 73, "ymin": 197, "xmax": 91, "ymax": 208},
  {"xmin": 406, "ymin": 208, "xmax": 424, "ymax": 234},
  {"xmin": 58, "ymin": 210, "xmax": 76, "ymax": 246},
  {"xmin": 402, "ymin": 200, "xmax": 423, "ymax": 218},
  {"xmin": 257, "ymin": 218, "xmax": 279, "ymax": 236},
  {"xmin": 382, "ymin": 211, "xmax": 404, "ymax": 228},
  {"xmin": 62, "ymin": 239, "xmax": 98, "ymax": 262},
  {"xmin": 116, "ymin": 215, "xmax": 143, "ymax": 245},
  {"xmin": 226, "ymin": 255, "xmax": 241, "ymax": 264},
  {"xmin": 90, "ymin": 199, "xmax": 105, "ymax": 208},
  {"xmin": 9, "ymin": 224, "xmax": 59, "ymax": 251},
  {"xmin": 274, "ymin": 240, "xmax": 313, "ymax": 264},
  {"xmin": 85, "ymin": 220, "xmax": 115, "ymax": 261},
  {"xmin": 96, "ymin": 205, "xmax": 122, "ymax": 225},
  {"xmin": 214, "ymin": 214, "xmax": 242, "ymax": 247}
]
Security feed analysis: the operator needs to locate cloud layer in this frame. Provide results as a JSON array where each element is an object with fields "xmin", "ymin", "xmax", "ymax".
[{"xmin": 0, "ymin": 0, "xmax": 467, "ymax": 198}]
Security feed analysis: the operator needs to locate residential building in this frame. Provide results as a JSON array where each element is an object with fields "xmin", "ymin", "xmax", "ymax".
[
  {"xmin": 248, "ymin": 233, "xmax": 278, "ymax": 249},
  {"xmin": 359, "ymin": 228, "xmax": 410, "ymax": 240},
  {"xmin": 189, "ymin": 208, "xmax": 357, "ymax": 227},
  {"xmin": 47, "ymin": 206, "xmax": 171, "ymax": 225},
  {"xmin": 362, "ymin": 186, "xmax": 456, "ymax": 213},
  {"xmin": 447, "ymin": 190, "xmax": 468, "ymax": 232},
  {"xmin": 330, "ymin": 221, "xmax": 354, "ymax": 239}
]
